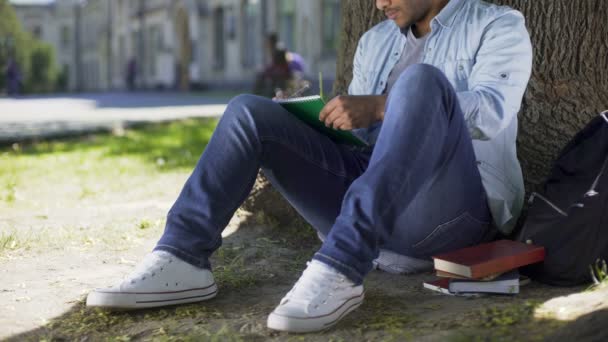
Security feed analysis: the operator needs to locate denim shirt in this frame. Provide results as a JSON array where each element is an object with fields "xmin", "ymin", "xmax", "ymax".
[{"xmin": 349, "ymin": 0, "xmax": 533, "ymax": 234}]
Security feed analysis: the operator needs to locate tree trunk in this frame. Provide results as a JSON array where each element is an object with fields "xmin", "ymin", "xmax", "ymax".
[
  {"xmin": 334, "ymin": 0, "xmax": 608, "ymax": 190},
  {"xmin": 244, "ymin": 0, "xmax": 608, "ymax": 226}
]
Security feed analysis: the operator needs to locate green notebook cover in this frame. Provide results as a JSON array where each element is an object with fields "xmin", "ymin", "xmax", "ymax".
[{"xmin": 275, "ymin": 95, "xmax": 369, "ymax": 147}]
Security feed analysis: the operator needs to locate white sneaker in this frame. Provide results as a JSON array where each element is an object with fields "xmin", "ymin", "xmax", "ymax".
[
  {"xmin": 267, "ymin": 260, "xmax": 364, "ymax": 333},
  {"xmin": 86, "ymin": 251, "xmax": 217, "ymax": 310}
]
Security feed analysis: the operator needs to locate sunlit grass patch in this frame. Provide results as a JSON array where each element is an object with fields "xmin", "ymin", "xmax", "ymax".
[
  {"xmin": 1, "ymin": 179, "xmax": 17, "ymax": 203},
  {"xmin": 0, "ymin": 121, "xmax": 218, "ymax": 206},
  {"xmin": 0, "ymin": 231, "xmax": 21, "ymax": 253},
  {"xmin": 0, "ymin": 118, "xmax": 218, "ymax": 257},
  {"xmin": 2, "ymin": 118, "xmax": 218, "ymax": 171},
  {"xmin": 138, "ymin": 219, "xmax": 154, "ymax": 230},
  {"xmin": 589, "ymin": 259, "xmax": 608, "ymax": 288}
]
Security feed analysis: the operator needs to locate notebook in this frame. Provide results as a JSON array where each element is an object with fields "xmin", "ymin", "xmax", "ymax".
[
  {"xmin": 432, "ymin": 240, "xmax": 545, "ymax": 279},
  {"xmin": 275, "ymin": 95, "xmax": 369, "ymax": 147}
]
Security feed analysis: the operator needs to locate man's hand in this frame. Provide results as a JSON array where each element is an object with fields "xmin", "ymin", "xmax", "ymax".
[{"xmin": 319, "ymin": 95, "xmax": 387, "ymax": 130}]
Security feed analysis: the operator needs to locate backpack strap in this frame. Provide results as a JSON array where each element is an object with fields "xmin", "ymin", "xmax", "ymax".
[
  {"xmin": 530, "ymin": 111, "xmax": 608, "ymax": 212},
  {"xmin": 585, "ymin": 155, "xmax": 608, "ymax": 198},
  {"xmin": 585, "ymin": 110, "xmax": 608, "ymax": 197},
  {"xmin": 528, "ymin": 192, "xmax": 569, "ymax": 216}
]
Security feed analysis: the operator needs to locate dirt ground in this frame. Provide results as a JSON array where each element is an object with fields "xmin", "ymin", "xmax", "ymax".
[
  {"xmin": 2, "ymin": 197, "xmax": 607, "ymax": 341},
  {"xmin": 1, "ymin": 125, "xmax": 607, "ymax": 341}
]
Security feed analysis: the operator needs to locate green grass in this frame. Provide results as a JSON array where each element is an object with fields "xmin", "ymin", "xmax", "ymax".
[
  {"xmin": 590, "ymin": 259, "xmax": 608, "ymax": 288},
  {"xmin": 2, "ymin": 179, "xmax": 16, "ymax": 202},
  {"xmin": 213, "ymin": 246, "xmax": 259, "ymax": 290},
  {"xmin": 5, "ymin": 118, "xmax": 218, "ymax": 170},
  {"xmin": 0, "ymin": 231, "xmax": 20, "ymax": 253},
  {"xmin": 0, "ymin": 118, "xmax": 218, "ymax": 257}
]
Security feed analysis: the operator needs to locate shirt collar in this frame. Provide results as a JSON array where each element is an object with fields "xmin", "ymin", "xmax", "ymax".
[{"xmin": 434, "ymin": 0, "xmax": 467, "ymax": 28}]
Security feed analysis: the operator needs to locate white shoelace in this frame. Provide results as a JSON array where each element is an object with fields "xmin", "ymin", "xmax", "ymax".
[
  {"xmin": 126, "ymin": 252, "xmax": 173, "ymax": 284},
  {"xmin": 282, "ymin": 261, "xmax": 350, "ymax": 313}
]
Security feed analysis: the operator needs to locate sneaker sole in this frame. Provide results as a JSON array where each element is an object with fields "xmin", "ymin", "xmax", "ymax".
[
  {"xmin": 86, "ymin": 283, "xmax": 218, "ymax": 310},
  {"xmin": 266, "ymin": 292, "xmax": 364, "ymax": 333}
]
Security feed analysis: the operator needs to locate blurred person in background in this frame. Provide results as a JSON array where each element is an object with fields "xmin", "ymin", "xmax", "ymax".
[
  {"xmin": 5, "ymin": 57, "xmax": 21, "ymax": 96},
  {"xmin": 126, "ymin": 57, "xmax": 137, "ymax": 91},
  {"xmin": 286, "ymin": 49, "xmax": 306, "ymax": 80},
  {"xmin": 254, "ymin": 45, "xmax": 292, "ymax": 97},
  {"xmin": 255, "ymin": 32, "xmax": 307, "ymax": 96}
]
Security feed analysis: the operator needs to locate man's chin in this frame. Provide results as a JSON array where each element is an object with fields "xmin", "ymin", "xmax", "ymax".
[{"xmin": 391, "ymin": 19, "xmax": 410, "ymax": 29}]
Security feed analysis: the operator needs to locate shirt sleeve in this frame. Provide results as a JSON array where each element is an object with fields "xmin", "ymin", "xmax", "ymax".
[
  {"xmin": 348, "ymin": 35, "xmax": 367, "ymax": 96},
  {"xmin": 457, "ymin": 11, "xmax": 533, "ymax": 140}
]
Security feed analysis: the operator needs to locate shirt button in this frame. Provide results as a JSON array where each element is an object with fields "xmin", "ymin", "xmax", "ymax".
[{"xmin": 458, "ymin": 65, "xmax": 464, "ymax": 71}]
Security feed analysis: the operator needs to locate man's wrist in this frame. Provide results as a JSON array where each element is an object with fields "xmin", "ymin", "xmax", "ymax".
[{"xmin": 376, "ymin": 95, "xmax": 387, "ymax": 121}]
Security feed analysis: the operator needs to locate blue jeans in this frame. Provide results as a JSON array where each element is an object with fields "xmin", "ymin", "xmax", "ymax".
[{"xmin": 155, "ymin": 64, "xmax": 491, "ymax": 284}]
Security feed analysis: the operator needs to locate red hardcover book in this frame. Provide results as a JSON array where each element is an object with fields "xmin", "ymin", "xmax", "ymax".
[{"xmin": 432, "ymin": 240, "xmax": 545, "ymax": 279}]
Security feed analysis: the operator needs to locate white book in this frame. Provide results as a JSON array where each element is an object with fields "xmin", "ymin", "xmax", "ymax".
[
  {"xmin": 449, "ymin": 270, "xmax": 520, "ymax": 294},
  {"xmin": 423, "ymin": 278, "xmax": 481, "ymax": 297}
]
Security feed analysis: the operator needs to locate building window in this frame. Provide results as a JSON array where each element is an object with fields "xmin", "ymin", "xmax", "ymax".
[
  {"xmin": 226, "ymin": 6, "xmax": 237, "ymax": 40},
  {"xmin": 118, "ymin": 35, "xmax": 126, "ymax": 77},
  {"xmin": 33, "ymin": 26, "xmax": 43, "ymax": 39},
  {"xmin": 213, "ymin": 7, "xmax": 225, "ymax": 70},
  {"xmin": 191, "ymin": 39, "xmax": 197, "ymax": 63},
  {"xmin": 148, "ymin": 25, "xmax": 161, "ymax": 77},
  {"xmin": 322, "ymin": 0, "xmax": 341, "ymax": 56},
  {"xmin": 241, "ymin": 0, "xmax": 259, "ymax": 68},
  {"xmin": 61, "ymin": 25, "xmax": 71, "ymax": 48},
  {"xmin": 278, "ymin": 0, "xmax": 296, "ymax": 51}
]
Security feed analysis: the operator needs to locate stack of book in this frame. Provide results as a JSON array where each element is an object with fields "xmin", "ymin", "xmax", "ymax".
[{"xmin": 423, "ymin": 240, "xmax": 545, "ymax": 296}]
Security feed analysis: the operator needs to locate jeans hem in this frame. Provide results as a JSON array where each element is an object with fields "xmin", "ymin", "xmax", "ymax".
[
  {"xmin": 154, "ymin": 244, "xmax": 212, "ymax": 270},
  {"xmin": 313, "ymin": 252, "xmax": 364, "ymax": 285}
]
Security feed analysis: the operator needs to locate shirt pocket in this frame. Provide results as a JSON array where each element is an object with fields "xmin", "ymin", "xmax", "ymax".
[{"xmin": 440, "ymin": 59, "xmax": 473, "ymax": 91}]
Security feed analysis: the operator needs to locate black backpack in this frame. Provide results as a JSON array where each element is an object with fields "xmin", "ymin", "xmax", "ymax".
[{"xmin": 518, "ymin": 111, "xmax": 608, "ymax": 286}]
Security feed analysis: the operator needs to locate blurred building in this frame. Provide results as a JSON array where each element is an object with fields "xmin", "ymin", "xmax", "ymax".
[
  {"xmin": 10, "ymin": 0, "xmax": 342, "ymax": 92},
  {"xmin": 10, "ymin": 0, "xmax": 79, "ymax": 90}
]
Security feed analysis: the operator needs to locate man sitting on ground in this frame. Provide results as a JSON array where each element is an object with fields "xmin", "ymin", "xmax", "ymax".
[{"xmin": 87, "ymin": 0, "xmax": 532, "ymax": 333}]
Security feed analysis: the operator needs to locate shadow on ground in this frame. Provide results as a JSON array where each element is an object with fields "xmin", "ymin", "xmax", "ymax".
[
  {"xmin": 545, "ymin": 309, "xmax": 608, "ymax": 342},
  {"xmin": 4, "ymin": 215, "xmax": 587, "ymax": 342},
  {"xmin": 6, "ymin": 118, "xmax": 218, "ymax": 171}
]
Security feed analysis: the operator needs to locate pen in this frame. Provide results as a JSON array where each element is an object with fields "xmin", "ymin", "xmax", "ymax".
[{"xmin": 288, "ymin": 81, "xmax": 311, "ymax": 98}]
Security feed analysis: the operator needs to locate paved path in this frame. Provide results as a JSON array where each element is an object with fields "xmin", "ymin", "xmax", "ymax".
[{"xmin": 0, "ymin": 92, "xmax": 232, "ymax": 143}]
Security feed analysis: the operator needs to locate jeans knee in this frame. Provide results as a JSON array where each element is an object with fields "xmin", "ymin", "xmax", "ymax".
[
  {"xmin": 222, "ymin": 93, "xmax": 285, "ymax": 138},
  {"xmin": 224, "ymin": 94, "xmax": 268, "ymax": 125},
  {"xmin": 403, "ymin": 63, "xmax": 444, "ymax": 80},
  {"xmin": 393, "ymin": 63, "xmax": 450, "ymax": 95},
  {"xmin": 226, "ymin": 94, "xmax": 263, "ymax": 117}
]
